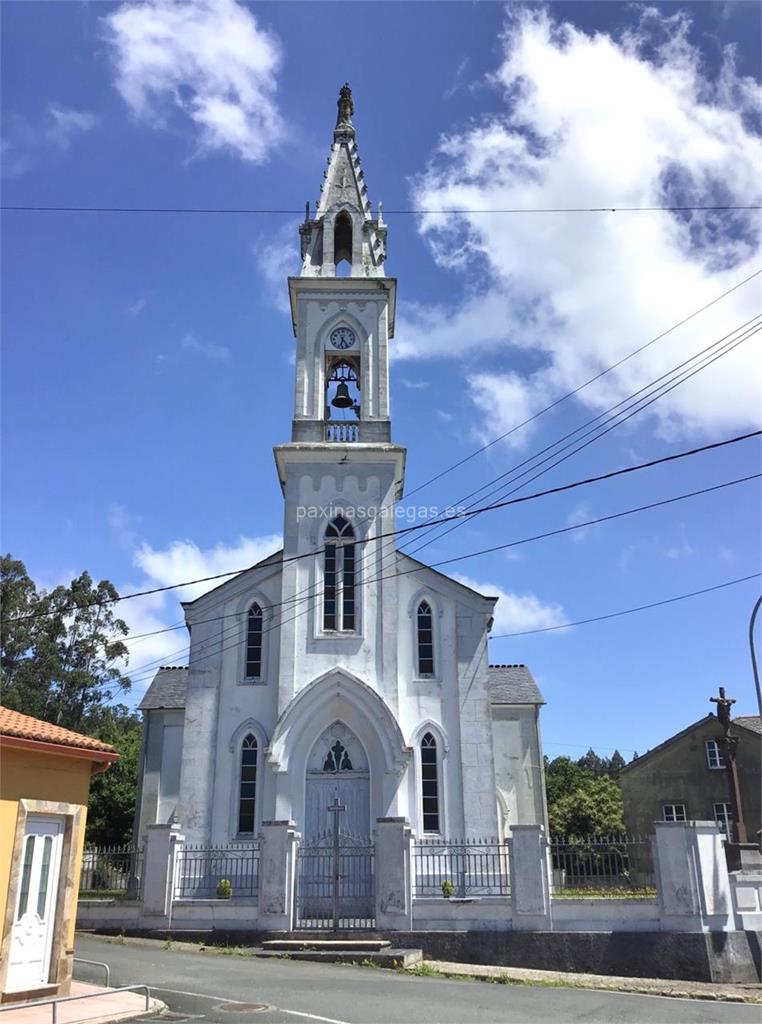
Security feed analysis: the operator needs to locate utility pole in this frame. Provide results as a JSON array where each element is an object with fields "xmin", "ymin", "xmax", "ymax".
[
  {"xmin": 750, "ymin": 594, "xmax": 762, "ymax": 720},
  {"xmin": 710, "ymin": 686, "xmax": 748, "ymax": 844}
]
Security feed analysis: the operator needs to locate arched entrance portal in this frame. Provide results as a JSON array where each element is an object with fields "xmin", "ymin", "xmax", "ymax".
[{"xmin": 305, "ymin": 722, "xmax": 370, "ymax": 839}]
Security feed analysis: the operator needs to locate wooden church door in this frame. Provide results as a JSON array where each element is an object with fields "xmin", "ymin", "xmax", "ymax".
[{"xmin": 304, "ymin": 723, "xmax": 370, "ymax": 839}]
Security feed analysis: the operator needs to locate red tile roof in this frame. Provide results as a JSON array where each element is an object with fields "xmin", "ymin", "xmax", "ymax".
[{"xmin": 0, "ymin": 706, "xmax": 117, "ymax": 755}]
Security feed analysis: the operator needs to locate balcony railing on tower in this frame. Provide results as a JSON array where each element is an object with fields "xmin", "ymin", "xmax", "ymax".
[{"xmin": 325, "ymin": 421, "xmax": 360, "ymax": 442}]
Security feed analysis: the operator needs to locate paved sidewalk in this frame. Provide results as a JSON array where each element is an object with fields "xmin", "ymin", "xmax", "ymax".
[
  {"xmin": 0, "ymin": 982, "xmax": 164, "ymax": 1024},
  {"xmin": 424, "ymin": 959, "xmax": 762, "ymax": 1003}
]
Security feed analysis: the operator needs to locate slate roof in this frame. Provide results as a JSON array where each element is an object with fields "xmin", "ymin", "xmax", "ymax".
[
  {"xmin": 619, "ymin": 713, "xmax": 761, "ymax": 774},
  {"xmin": 488, "ymin": 665, "xmax": 545, "ymax": 705},
  {"xmin": 139, "ymin": 667, "xmax": 189, "ymax": 710},
  {"xmin": 0, "ymin": 706, "xmax": 117, "ymax": 755},
  {"xmin": 735, "ymin": 715, "xmax": 761, "ymax": 735}
]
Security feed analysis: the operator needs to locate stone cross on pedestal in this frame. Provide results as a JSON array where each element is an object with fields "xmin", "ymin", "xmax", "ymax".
[{"xmin": 710, "ymin": 686, "xmax": 748, "ymax": 844}]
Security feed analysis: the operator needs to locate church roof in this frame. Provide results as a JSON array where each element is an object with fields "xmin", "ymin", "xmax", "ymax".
[
  {"xmin": 180, "ymin": 548, "xmax": 283, "ymax": 608},
  {"xmin": 139, "ymin": 667, "xmax": 188, "ymax": 710},
  {"xmin": 488, "ymin": 665, "xmax": 545, "ymax": 705},
  {"xmin": 397, "ymin": 552, "xmax": 499, "ymax": 606}
]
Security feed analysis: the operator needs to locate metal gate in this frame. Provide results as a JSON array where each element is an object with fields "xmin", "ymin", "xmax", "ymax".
[{"xmin": 295, "ymin": 831, "xmax": 375, "ymax": 931}]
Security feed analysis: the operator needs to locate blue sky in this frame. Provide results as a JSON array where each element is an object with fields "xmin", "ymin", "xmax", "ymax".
[{"xmin": 2, "ymin": 0, "xmax": 761, "ymax": 761}]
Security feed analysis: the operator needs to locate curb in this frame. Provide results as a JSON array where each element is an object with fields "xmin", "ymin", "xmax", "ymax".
[{"xmin": 420, "ymin": 959, "xmax": 762, "ymax": 1004}]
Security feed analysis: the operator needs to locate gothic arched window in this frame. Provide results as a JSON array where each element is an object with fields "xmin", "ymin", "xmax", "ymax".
[
  {"xmin": 237, "ymin": 734, "xmax": 258, "ymax": 834},
  {"xmin": 245, "ymin": 602, "xmax": 263, "ymax": 678},
  {"xmin": 417, "ymin": 600, "xmax": 434, "ymax": 676},
  {"xmin": 421, "ymin": 732, "xmax": 440, "ymax": 834},
  {"xmin": 323, "ymin": 516, "xmax": 356, "ymax": 632}
]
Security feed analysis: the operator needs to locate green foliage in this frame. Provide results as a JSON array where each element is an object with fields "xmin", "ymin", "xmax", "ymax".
[
  {"xmin": 86, "ymin": 711, "xmax": 142, "ymax": 846},
  {"xmin": 1, "ymin": 555, "xmax": 131, "ymax": 732},
  {"xmin": 441, "ymin": 878, "xmax": 454, "ymax": 898},
  {"xmin": 548, "ymin": 775, "xmax": 625, "ymax": 836},
  {"xmin": 2, "ymin": 554, "xmax": 139, "ymax": 846},
  {"xmin": 216, "ymin": 879, "xmax": 233, "ymax": 899},
  {"xmin": 545, "ymin": 748, "xmax": 628, "ymax": 837}
]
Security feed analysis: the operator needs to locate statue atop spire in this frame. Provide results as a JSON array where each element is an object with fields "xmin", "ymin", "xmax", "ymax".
[{"xmin": 336, "ymin": 83, "xmax": 354, "ymax": 129}]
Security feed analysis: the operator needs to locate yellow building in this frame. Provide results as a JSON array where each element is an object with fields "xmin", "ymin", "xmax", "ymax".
[{"xmin": 0, "ymin": 707, "xmax": 118, "ymax": 1003}]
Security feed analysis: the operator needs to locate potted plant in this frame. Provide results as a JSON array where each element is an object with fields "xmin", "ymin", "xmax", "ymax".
[
  {"xmin": 216, "ymin": 878, "xmax": 233, "ymax": 900},
  {"xmin": 441, "ymin": 879, "xmax": 454, "ymax": 899}
]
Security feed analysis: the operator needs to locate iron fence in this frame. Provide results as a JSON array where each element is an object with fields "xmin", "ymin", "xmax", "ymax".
[
  {"xmin": 173, "ymin": 841, "xmax": 260, "ymax": 899},
  {"xmin": 79, "ymin": 844, "xmax": 143, "ymax": 899},
  {"xmin": 413, "ymin": 837, "xmax": 510, "ymax": 897},
  {"xmin": 550, "ymin": 834, "xmax": 655, "ymax": 895}
]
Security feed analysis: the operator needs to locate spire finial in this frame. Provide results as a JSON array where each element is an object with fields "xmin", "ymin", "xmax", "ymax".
[{"xmin": 336, "ymin": 82, "xmax": 354, "ymax": 129}]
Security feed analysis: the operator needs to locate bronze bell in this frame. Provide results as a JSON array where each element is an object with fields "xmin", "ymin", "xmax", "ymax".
[{"xmin": 331, "ymin": 381, "xmax": 353, "ymax": 409}]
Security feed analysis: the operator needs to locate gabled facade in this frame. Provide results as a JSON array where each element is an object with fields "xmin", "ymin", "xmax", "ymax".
[
  {"xmin": 134, "ymin": 87, "xmax": 548, "ymax": 853},
  {"xmin": 619, "ymin": 713, "xmax": 761, "ymax": 839}
]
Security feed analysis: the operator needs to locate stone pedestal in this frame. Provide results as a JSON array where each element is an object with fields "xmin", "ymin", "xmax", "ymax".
[
  {"xmin": 142, "ymin": 823, "xmax": 184, "ymax": 920},
  {"xmin": 258, "ymin": 820, "xmax": 298, "ymax": 930},
  {"xmin": 654, "ymin": 821, "xmax": 733, "ymax": 931},
  {"xmin": 375, "ymin": 817, "xmax": 412, "ymax": 929},
  {"xmin": 509, "ymin": 825, "xmax": 551, "ymax": 930}
]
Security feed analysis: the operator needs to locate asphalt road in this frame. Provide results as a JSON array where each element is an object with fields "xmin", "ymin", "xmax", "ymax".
[{"xmin": 74, "ymin": 934, "xmax": 757, "ymax": 1024}]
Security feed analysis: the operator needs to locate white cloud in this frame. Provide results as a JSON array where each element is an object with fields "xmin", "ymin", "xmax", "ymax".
[
  {"xmin": 181, "ymin": 333, "xmax": 230, "ymax": 360},
  {"xmin": 454, "ymin": 573, "xmax": 568, "ymax": 634},
  {"xmin": 133, "ymin": 533, "xmax": 281, "ymax": 602},
  {"xmin": 252, "ymin": 219, "xmax": 299, "ymax": 313},
  {"xmin": 401, "ymin": 7, "xmax": 762, "ymax": 444},
  {"xmin": 126, "ymin": 295, "xmax": 148, "ymax": 316},
  {"xmin": 105, "ymin": 0, "xmax": 283, "ymax": 163},
  {"xmin": 46, "ymin": 104, "xmax": 97, "ymax": 148}
]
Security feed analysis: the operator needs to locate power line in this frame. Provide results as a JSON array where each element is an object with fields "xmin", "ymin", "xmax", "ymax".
[
  {"xmin": 9, "ymin": 429, "xmax": 759, "ymax": 628},
  {"xmin": 489, "ymin": 573, "xmax": 762, "ymax": 639},
  {"xmin": 101, "ymin": 326, "xmax": 762, "ymax": 683},
  {"xmin": 124, "ymin": 472, "xmax": 759, "ymax": 685},
  {"xmin": 403, "ymin": 269, "xmax": 762, "ymax": 501},
  {"xmin": 3, "ymin": 205, "xmax": 761, "ymax": 216},
  {"xmin": 400, "ymin": 319, "xmax": 759, "ymax": 561}
]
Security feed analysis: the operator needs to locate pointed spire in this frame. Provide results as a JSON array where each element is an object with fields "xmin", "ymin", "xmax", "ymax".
[{"xmin": 298, "ymin": 85, "xmax": 387, "ymax": 278}]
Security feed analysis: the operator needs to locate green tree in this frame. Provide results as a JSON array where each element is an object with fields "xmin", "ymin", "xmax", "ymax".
[
  {"xmin": 1, "ymin": 556, "xmax": 131, "ymax": 732},
  {"xmin": 86, "ymin": 711, "xmax": 142, "ymax": 846},
  {"xmin": 548, "ymin": 775, "xmax": 625, "ymax": 837},
  {"xmin": 544, "ymin": 756, "xmax": 594, "ymax": 807}
]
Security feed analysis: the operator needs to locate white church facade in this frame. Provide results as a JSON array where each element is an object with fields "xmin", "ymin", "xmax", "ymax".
[{"xmin": 134, "ymin": 86, "xmax": 548, "ymax": 858}]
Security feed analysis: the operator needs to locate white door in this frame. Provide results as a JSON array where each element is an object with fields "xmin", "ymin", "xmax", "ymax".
[{"xmin": 6, "ymin": 817, "xmax": 64, "ymax": 993}]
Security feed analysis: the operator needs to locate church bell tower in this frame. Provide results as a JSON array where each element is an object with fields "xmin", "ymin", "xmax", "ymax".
[{"xmin": 273, "ymin": 85, "xmax": 406, "ymax": 712}]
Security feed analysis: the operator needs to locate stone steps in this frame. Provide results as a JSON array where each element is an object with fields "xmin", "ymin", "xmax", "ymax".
[{"xmin": 260, "ymin": 938, "xmax": 421, "ymax": 967}]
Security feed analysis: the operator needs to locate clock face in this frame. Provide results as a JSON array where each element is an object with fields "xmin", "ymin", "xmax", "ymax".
[{"xmin": 330, "ymin": 326, "xmax": 356, "ymax": 349}]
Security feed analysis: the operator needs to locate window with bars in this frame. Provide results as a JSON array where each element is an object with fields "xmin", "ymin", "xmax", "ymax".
[
  {"xmin": 238, "ymin": 734, "xmax": 258, "ymax": 834},
  {"xmin": 714, "ymin": 802, "xmax": 732, "ymax": 835},
  {"xmin": 416, "ymin": 600, "xmax": 434, "ymax": 676},
  {"xmin": 245, "ymin": 603, "xmax": 263, "ymax": 678},
  {"xmin": 662, "ymin": 803, "xmax": 687, "ymax": 822},
  {"xmin": 705, "ymin": 740, "xmax": 726, "ymax": 770},
  {"xmin": 323, "ymin": 516, "xmax": 356, "ymax": 632},
  {"xmin": 421, "ymin": 732, "xmax": 440, "ymax": 834}
]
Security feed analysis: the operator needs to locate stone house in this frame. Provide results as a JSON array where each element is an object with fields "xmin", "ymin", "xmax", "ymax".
[{"xmin": 619, "ymin": 713, "xmax": 761, "ymax": 839}]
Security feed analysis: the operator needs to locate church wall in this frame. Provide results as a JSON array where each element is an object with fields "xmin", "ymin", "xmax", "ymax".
[
  {"xmin": 136, "ymin": 709, "xmax": 184, "ymax": 840},
  {"xmin": 491, "ymin": 706, "xmax": 547, "ymax": 835}
]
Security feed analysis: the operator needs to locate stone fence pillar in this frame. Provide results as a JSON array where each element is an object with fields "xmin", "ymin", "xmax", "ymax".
[
  {"xmin": 258, "ymin": 820, "xmax": 298, "ymax": 931},
  {"xmin": 509, "ymin": 824, "xmax": 551, "ymax": 930},
  {"xmin": 654, "ymin": 821, "xmax": 734, "ymax": 931},
  {"xmin": 142, "ymin": 823, "xmax": 184, "ymax": 921},
  {"xmin": 375, "ymin": 817, "xmax": 413, "ymax": 930}
]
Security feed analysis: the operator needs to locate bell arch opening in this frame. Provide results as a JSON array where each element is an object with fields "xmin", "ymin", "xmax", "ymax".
[{"xmin": 334, "ymin": 212, "xmax": 353, "ymax": 272}]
